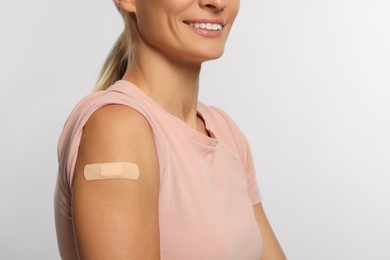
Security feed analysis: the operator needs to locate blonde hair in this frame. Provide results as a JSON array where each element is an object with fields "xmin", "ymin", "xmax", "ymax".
[{"xmin": 94, "ymin": 5, "xmax": 135, "ymax": 91}]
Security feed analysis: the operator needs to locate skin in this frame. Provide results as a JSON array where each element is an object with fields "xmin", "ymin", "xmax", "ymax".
[{"xmin": 72, "ymin": 0, "xmax": 286, "ymax": 259}]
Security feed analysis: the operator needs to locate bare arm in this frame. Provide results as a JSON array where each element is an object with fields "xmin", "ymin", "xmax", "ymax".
[
  {"xmin": 254, "ymin": 203, "xmax": 286, "ymax": 260},
  {"xmin": 72, "ymin": 105, "xmax": 160, "ymax": 260}
]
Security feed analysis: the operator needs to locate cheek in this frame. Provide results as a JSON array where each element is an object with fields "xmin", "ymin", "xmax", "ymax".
[
  {"xmin": 230, "ymin": 0, "xmax": 240, "ymax": 21},
  {"xmin": 159, "ymin": 0, "xmax": 192, "ymax": 12},
  {"xmin": 135, "ymin": 5, "xmax": 163, "ymax": 39}
]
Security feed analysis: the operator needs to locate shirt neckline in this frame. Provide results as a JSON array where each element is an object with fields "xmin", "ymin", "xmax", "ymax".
[{"xmin": 112, "ymin": 80, "xmax": 219, "ymax": 148}]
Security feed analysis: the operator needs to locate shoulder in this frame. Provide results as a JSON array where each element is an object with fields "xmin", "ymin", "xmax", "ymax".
[
  {"xmin": 87, "ymin": 104, "xmax": 151, "ymax": 137},
  {"xmin": 68, "ymin": 87, "xmax": 139, "ymax": 122},
  {"xmin": 80, "ymin": 104, "xmax": 156, "ymax": 164},
  {"xmin": 58, "ymin": 87, "xmax": 149, "ymax": 161}
]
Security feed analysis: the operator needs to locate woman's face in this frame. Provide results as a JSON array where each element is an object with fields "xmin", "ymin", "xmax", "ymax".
[{"xmin": 129, "ymin": 0, "xmax": 240, "ymax": 64}]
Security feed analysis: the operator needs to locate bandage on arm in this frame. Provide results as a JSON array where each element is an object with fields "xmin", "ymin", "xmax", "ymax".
[
  {"xmin": 84, "ymin": 162, "xmax": 140, "ymax": 180},
  {"xmin": 71, "ymin": 105, "xmax": 160, "ymax": 259}
]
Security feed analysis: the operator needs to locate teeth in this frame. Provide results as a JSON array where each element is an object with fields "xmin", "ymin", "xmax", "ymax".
[{"xmin": 189, "ymin": 22, "xmax": 223, "ymax": 31}]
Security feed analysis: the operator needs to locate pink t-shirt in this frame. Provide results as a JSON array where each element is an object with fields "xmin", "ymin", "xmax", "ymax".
[{"xmin": 55, "ymin": 80, "xmax": 262, "ymax": 259}]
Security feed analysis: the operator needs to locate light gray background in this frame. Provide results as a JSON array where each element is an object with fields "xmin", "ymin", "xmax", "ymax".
[{"xmin": 1, "ymin": 0, "xmax": 389, "ymax": 259}]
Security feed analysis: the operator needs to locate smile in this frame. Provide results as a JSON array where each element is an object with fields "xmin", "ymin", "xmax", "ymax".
[{"xmin": 187, "ymin": 22, "xmax": 223, "ymax": 31}]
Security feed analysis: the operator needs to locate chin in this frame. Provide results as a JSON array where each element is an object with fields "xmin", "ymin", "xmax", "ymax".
[
  {"xmin": 195, "ymin": 47, "xmax": 226, "ymax": 62},
  {"xmin": 166, "ymin": 44, "xmax": 226, "ymax": 65}
]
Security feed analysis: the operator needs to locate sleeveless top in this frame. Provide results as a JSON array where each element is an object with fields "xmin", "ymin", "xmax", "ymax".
[{"xmin": 55, "ymin": 80, "xmax": 262, "ymax": 259}]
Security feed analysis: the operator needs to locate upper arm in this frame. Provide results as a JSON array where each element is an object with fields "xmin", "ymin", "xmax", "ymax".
[
  {"xmin": 254, "ymin": 203, "xmax": 286, "ymax": 260},
  {"xmin": 72, "ymin": 105, "xmax": 160, "ymax": 260}
]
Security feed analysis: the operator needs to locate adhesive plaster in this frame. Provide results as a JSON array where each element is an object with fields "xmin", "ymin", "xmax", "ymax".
[{"xmin": 84, "ymin": 162, "xmax": 139, "ymax": 180}]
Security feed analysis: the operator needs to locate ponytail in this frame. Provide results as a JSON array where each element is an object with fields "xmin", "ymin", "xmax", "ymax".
[{"xmin": 94, "ymin": 11, "xmax": 135, "ymax": 91}]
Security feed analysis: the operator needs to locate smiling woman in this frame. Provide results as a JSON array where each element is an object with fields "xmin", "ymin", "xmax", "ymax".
[{"xmin": 54, "ymin": 0, "xmax": 286, "ymax": 259}]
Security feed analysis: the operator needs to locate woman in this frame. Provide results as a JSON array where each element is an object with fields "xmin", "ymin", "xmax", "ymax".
[{"xmin": 55, "ymin": 0, "xmax": 286, "ymax": 259}]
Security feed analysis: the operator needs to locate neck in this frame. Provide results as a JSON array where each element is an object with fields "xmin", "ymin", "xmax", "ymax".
[{"xmin": 122, "ymin": 46, "xmax": 202, "ymax": 129}]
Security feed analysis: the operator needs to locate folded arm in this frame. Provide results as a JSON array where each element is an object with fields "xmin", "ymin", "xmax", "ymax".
[{"xmin": 254, "ymin": 203, "xmax": 286, "ymax": 260}]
